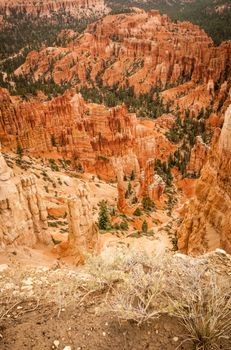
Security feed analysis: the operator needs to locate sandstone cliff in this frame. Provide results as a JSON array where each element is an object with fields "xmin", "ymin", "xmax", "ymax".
[
  {"xmin": 16, "ymin": 10, "xmax": 231, "ymax": 106},
  {"xmin": 0, "ymin": 0, "xmax": 108, "ymax": 18},
  {"xmin": 178, "ymin": 104, "xmax": 231, "ymax": 254},
  {"xmin": 187, "ymin": 136, "xmax": 208, "ymax": 177},
  {"xmin": 0, "ymin": 146, "xmax": 99, "ymax": 261},
  {"xmin": 0, "ymin": 145, "xmax": 49, "ymax": 249},
  {"xmin": 140, "ymin": 159, "xmax": 165, "ymax": 202},
  {"xmin": 0, "ymin": 88, "xmax": 173, "ymax": 181},
  {"xmin": 54, "ymin": 183, "xmax": 99, "ymax": 264}
]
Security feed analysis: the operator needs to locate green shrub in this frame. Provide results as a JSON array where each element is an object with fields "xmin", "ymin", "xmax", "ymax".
[
  {"xmin": 98, "ymin": 201, "xmax": 111, "ymax": 230},
  {"xmin": 142, "ymin": 220, "xmax": 148, "ymax": 233},
  {"xmin": 142, "ymin": 196, "xmax": 156, "ymax": 212},
  {"xmin": 133, "ymin": 208, "xmax": 142, "ymax": 217},
  {"xmin": 120, "ymin": 221, "xmax": 129, "ymax": 231}
]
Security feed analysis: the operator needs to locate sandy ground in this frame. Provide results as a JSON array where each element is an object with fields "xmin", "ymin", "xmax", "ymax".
[{"xmin": 1, "ymin": 152, "xmax": 180, "ymax": 269}]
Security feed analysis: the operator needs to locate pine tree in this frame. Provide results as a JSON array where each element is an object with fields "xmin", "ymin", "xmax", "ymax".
[
  {"xmin": 142, "ymin": 196, "xmax": 156, "ymax": 212},
  {"xmin": 16, "ymin": 143, "xmax": 23, "ymax": 158},
  {"xmin": 125, "ymin": 182, "xmax": 132, "ymax": 198},
  {"xmin": 98, "ymin": 201, "xmax": 110, "ymax": 230},
  {"xmin": 123, "ymin": 175, "xmax": 128, "ymax": 181},
  {"xmin": 51, "ymin": 134, "xmax": 57, "ymax": 147},
  {"xmin": 120, "ymin": 221, "xmax": 128, "ymax": 231},
  {"xmin": 142, "ymin": 220, "xmax": 148, "ymax": 233},
  {"xmin": 130, "ymin": 170, "xmax": 135, "ymax": 181},
  {"xmin": 133, "ymin": 207, "xmax": 142, "ymax": 216}
]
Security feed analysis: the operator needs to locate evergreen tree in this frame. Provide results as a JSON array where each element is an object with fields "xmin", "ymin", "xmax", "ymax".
[
  {"xmin": 16, "ymin": 143, "xmax": 23, "ymax": 160},
  {"xmin": 133, "ymin": 207, "xmax": 142, "ymax": 216},
  {"xmin": 130, "ymin": 170, "xmax": 135, "ymax": 181},
  {"xmin": 98, "ymin": 201, "xmax": 111, "ymax": 230},
  {"xmin": 120, "ymin": 221, "xmax": 129, "ymax": 231},
  {"xmin": 142, "ymin": 220, "xmax": 148, "ymax": 233},
  {"xmin": 51, "ymin": 134, "xmax": 57, "ymax": 147},
  {"xmin": 142, "ymin": 196, "xmax": 156, "ymax": 212},
  {"xmin": 125, "ymin": 182, "xmax": 132, "ymax": 198}
]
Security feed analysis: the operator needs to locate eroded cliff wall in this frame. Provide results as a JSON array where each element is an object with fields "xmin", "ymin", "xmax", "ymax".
[
  {"xmin": 0, "ymin": 0, "xmax": 108, "ymax": 18},
  {"xmin": 178, "ymin": 104, "xmax": 231, "ymax": 254},
  {"xmin": 0, "ymin": 88, "xmax": 173, "ymax": 180},
  {"xmin": 0, "ymin": 145, "xmax": 49, "ymax": 249},
  {"xmin": 16, "ymin": 10, "xmax": 231, "ymax": 98}
]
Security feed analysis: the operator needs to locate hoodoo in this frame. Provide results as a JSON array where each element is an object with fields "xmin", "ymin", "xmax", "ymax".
[{"xmin": 178, "ymin": 105, "xmax": 231, "ymax": 254}]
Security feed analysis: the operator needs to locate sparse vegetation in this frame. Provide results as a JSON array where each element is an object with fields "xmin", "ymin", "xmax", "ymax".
[
  {"xmin": 51, "ymin": 134, "xmax": 57, "ymax": 147},
  {"xmin": 142, "ymin": 196, "xmax": 156, "ymax": 212},
  {"xmin": 141, "ymin": 220, "xmax": 148, "ymax": 233},
  {"xmin": 168, "ymin": 262, "xmax": 231, "ymax": 350},
  {"xmin": 0, "ymin": 248, "xmax": 231, "ymax": 349},
  {"xmin": 133, "ymin": 207, "xmax": 142, "ymax": 217},
  {"xmin": 107, "ymin": 0, "xmax": 231, "ymax": 45},
  {"xmin": 16, "ymin": 143, "xmax": 23, "ymax": 163},
  {"xmin": 79, "ymin": 85, "xmax": 172, "ymax": 119},
  {"xmin": 98, "ymin": 200, "xmax": 111, "ymax": 230},
  {"xmin": 130, "ymin": 170, "xmax": 135, "ymax": 181}
]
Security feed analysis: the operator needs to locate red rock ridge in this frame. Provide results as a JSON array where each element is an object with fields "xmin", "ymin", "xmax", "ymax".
[
  {"xmin": 16, "ymin": 10, "xmax": 231, "ymax": 100},
  {"xmin": 178, "ymin": 104, "xmax": 231, "ymax": 254},
  {"xmin": 0, "ymin": 0, "xmax": 108, "ymax": 18},
  {"xmin": 0, "ymin": 88, "xmax": 174, "ymax": 181}
]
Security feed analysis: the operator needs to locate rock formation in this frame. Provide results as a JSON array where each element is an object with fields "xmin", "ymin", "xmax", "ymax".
[
  {"xmin": 57, "ymin": 184, "xmax": 99, "ymax": 264},
  {"xmin": 16, "ymin": 10, "xmax": 230, "ymax": 103},
  {"xmin": 0, "ymin": 88, "xmax": 173, "ymax": 181},
  {"xmin": 116, "ymin": 167, "xmax": 129, "ymax": 213},
  {"xmin": 140, "ymin": 159, "xmax": 165, "ymax": 201},
  {"xmin": 0, "ymin": 0, "xmax": 108, "ymax": 18},
  {"xmin": 0, "ymin": 144, "xmax": 49, "ymax": 249},
  {"xmin": 178, "ymin": 104, "xmax": 231, "ymax": 254},
  {"xmin": 187, "ymin": 136, "xmax": 208, "ymax": 177}
]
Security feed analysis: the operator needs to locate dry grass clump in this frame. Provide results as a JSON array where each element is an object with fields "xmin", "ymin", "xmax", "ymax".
[
  {"xmin": 0, "ymin": 266, "xmax": 84, "ymax": 320},
  {"xmin": 166, "ymin": 260, "xmax": 231, "ymax": 350},
  {"xmin": 108, "ymin": 262, "xmax": 165, "ymax": 324},
  {"xmin": 85, "ymin": 249, "xmax": 231, "ymax": 349},
  {"xmin": 1, "ymin": 249, "xmax": 231, "ymax": 350},
  {"xmin": 85, "ymin": 248, "xmax": 171, "ymax": 323}
]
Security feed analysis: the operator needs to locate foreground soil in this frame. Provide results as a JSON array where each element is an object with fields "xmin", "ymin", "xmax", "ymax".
[
  {"xmin": 1, "ymin": 250, "xmax": 231, "ymax": 350},
  {"xmin": 1, "ymin": 302, "xmax": 195, "ymax": 350}
]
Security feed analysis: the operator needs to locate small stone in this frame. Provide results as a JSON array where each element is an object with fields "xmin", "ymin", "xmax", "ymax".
[
  {"xmin": 5, "ymin": 283, "xmax": 15, "ymax": 290},
  {"xmin": 156, "ymin": 330, "xmax": 159, "ymax": 334},
  {"xmin": 63, "ymin": 347, "xmax": 72, "ymax": 350},
  {"xmin": 23, "ymin": 278, "xmax": 33, "ymax": 286},
  {"xmin": 215, "ymin": 248, "xmax": 227, "ymax": 255},
  {"xmin": 21, "ymin": 285, "xmax": 33, "ymax": 291},
  {"xmin": 102, "ymin": 332, "xmax": 106, "ymax": 337},
  {"xmin": 0, "ymin": 264, "xmax": 8, "ymax": 273},
  {"xmin": 53, "ymin": 340, "xmax": 60, "ymax": 348},
  {"xmin": 173, "ymin": 337, "xmax": 179, "ymax": 342},
  {"xmin": 17, "ymin": 306, "xmax": 23, "ymax": 310}
]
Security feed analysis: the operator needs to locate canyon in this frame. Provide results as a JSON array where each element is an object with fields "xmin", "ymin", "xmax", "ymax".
[
  {"xmin": 178, "ymin": 104, "xmax": 231, "ymax": 255},
  {"xmin": 15, "ymin": 9, "xmax": 230, "ymax": 103},
  {"xmin": 1, "ymin": 4, "xmax": 231, "ymax": 350},
  {"xmin": 0, "ymin": 9, "xmax": 230, "ymax": 260},
  {"xmin": 0, "ymin": 141, "xmax": 100, "ymax": 263},
  {"xmin": 0, "ymin": 0, "xmax": 108, "ymax": 18},
  {"xmin": 0, "ymin": 87, "xmax": 174, "ymax": 181}
]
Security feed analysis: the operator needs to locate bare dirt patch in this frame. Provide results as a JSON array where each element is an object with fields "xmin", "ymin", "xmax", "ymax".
[{"xmin": 1, "ymin": 302, "xmax": 194, "ymax": 350}]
